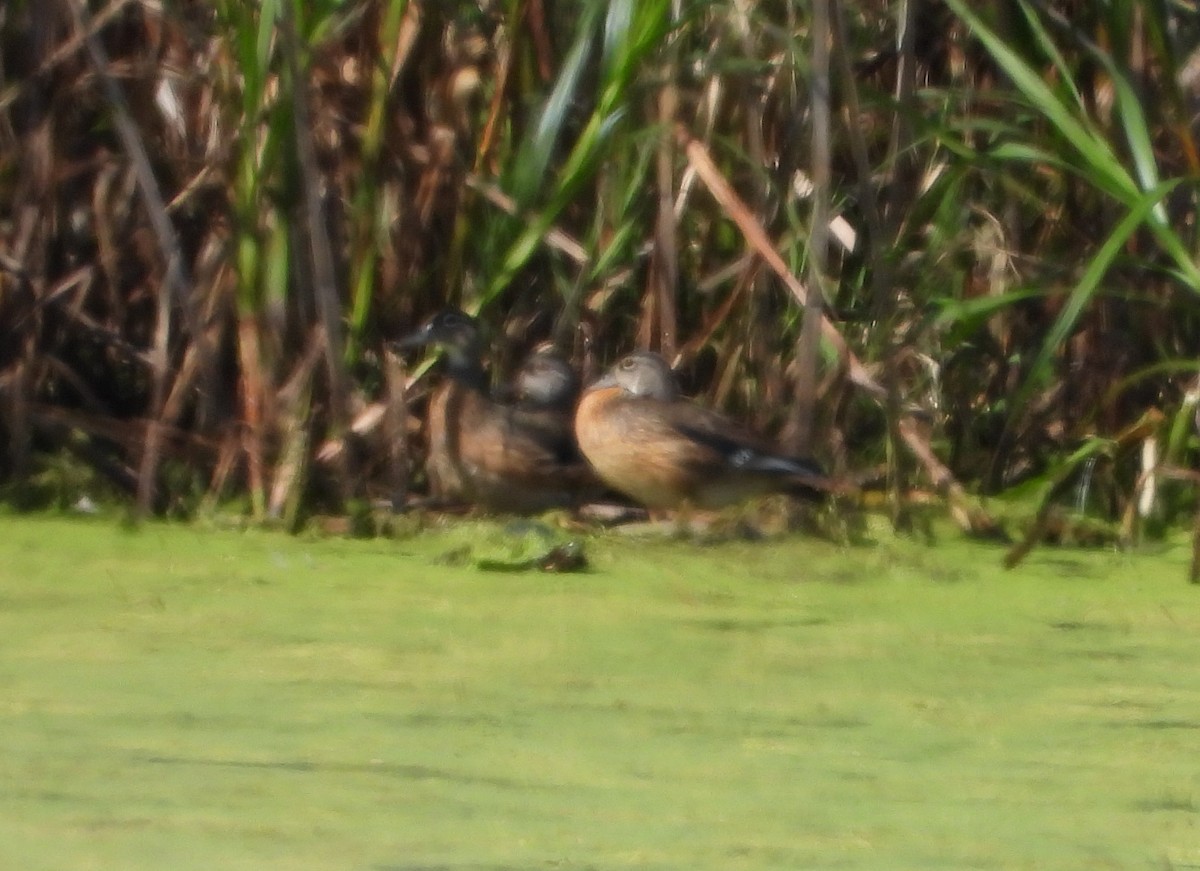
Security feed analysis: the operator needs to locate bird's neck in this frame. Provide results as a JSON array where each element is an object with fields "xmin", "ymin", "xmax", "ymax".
[{"xmin": 443, "ymin": 347, "xmax": 487, "ymax": 392}]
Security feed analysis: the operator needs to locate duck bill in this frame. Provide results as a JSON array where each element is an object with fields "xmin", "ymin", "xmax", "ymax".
[
  {"xmin": 391, "ymin": 322, "xmax": 435, "ymax": 352},
  {"xmin": 586, "ymin": 371, "xmax": 618, "ymax": 392}
]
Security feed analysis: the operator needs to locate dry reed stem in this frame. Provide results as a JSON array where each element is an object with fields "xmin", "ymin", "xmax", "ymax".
[
  {"xmin": 676, "ymin": 126, "xmax": 881, "ymax": 396},
  {"xmin": 383, "ymin": 350, "xmax": 410, "ymax": 510},
  {"xmin": 792, "ymin": 0, "xmax": 831, "ymax": 457}
]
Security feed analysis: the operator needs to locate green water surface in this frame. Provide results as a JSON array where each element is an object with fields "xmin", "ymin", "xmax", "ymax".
[{"xmin": 1, "ymin": 515, "xmax": 1197, "ymax": 870}]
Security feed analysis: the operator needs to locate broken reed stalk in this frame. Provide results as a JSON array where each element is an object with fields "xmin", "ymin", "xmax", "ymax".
[{"xmin": 675, "ymin": 126, "xmax": 880, "ymax": 396}]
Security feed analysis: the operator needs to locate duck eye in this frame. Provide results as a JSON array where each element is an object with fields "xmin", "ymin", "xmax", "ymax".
[{"xmin": 619, "ymin": 357, "xmax": 636, "ymax": 370}]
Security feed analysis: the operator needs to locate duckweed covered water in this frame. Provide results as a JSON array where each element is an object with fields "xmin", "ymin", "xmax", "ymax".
[{"xmin": 1, "ymin": 514, "xmax": 1198, "ymax": 870}]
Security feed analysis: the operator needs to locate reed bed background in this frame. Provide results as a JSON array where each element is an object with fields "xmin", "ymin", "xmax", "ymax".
[{"xmin": 2, "ymin": 0, "xmax": 1199, "ymax": 535}]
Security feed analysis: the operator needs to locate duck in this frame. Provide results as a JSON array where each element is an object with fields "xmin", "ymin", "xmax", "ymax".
[
  {"xmin": 574, "ymin": 350, "xmax": 832, "ymax": 510},
  {"xmin": 394, "ymin": 309, "xmax": 589, "ymax": 513}
]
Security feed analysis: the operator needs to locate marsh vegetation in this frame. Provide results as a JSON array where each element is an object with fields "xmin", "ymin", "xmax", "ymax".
[{"xmin": 2, "ymin": 1, "xmax": 1199, "ymax": 538}]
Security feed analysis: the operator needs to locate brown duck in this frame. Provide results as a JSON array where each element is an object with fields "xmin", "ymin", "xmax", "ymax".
[
  {"xmin": 574, "ymin": 351, "xmax": 832, "ymax": 510},
  {"xmin": 396, "ymin": 309, "xmax": 590, "ymax": 513}
]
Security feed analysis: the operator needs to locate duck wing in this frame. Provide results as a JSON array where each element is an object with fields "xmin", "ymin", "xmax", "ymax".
[{"xmin": 664, "ymin": 404, "xmax": 830, "ymax": 501}]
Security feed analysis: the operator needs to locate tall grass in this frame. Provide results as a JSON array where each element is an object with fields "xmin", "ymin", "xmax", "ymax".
[{"xmin": 0, "ymin": 0, "xmax": 1198, "ymax": 531}]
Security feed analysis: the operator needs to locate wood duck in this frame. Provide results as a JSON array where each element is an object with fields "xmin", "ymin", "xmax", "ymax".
[
  {"xmin": 574, "ymin": 351, "xmax": 831, "ymax": 511},
  {"xmin": 394, "ymin": 309, "xmax": 589, "ymax": 513}
]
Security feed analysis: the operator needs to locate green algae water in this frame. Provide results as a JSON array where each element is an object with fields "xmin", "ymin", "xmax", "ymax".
[{"xmin": 0, "ymin": 514, "xmax": 1197, "ymax": 870}]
